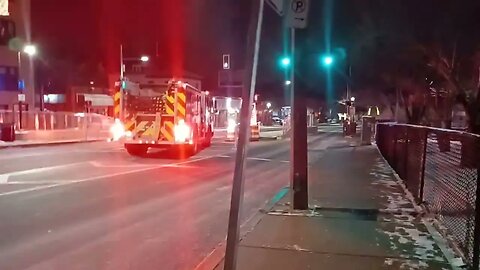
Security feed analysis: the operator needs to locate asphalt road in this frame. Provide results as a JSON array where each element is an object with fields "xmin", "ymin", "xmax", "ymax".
[{"xmin": 0, "ymin": 126, "xmax": 346, "ymax": 270}]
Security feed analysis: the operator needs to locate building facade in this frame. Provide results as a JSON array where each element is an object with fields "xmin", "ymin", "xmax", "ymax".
[{"xmin": 0, "ymin": 0, "xmax": 34, "ymax": 110}]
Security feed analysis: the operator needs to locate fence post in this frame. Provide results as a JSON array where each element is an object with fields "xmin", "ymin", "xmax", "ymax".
[
  {"xmin": 472, "ymin": 167, "xmax": 480, "ymax": 269},
  {"xmin": 418, "ymin": 128, "xmax": 428, "ymax": 203},
  {"xmin": 403, "ymin": 126, "xmax": 409, "ymax": 181}
]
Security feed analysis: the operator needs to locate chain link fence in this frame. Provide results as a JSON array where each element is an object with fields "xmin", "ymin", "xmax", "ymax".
[{"xmin": 376, "ymin": 123, "xmax": 480, "ymax": 268}]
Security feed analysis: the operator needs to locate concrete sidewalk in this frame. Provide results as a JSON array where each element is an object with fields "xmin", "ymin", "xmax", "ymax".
[
  {"xmin": 0, "ymin": 138, "xmax": 108, "ymax": 149},
  {"xmin": 215, "ymin": 144, "xmax": 461, "ymax": 269}
]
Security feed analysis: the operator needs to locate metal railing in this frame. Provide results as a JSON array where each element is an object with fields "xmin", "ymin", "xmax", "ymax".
[
  {"xmin": 376, "ymin": 123, "xmax": 480, "ymax": 268},
  {"xmin": 0, "ymin": 110, "xmax": 113, "ymax": 131}
]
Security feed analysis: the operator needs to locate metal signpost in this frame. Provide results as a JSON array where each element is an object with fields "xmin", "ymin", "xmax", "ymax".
[
  {"xmin": 223, "ymin": 0, "xmax": 265, "ymax": 269},
  {"xmin": 224, "ymin": 1, "xmax": 309, "ymax": 269},
  {"xmin": 266, "ymin": 0, "xmax": 284, "ymax": 15},
  {"xmin": 286, "ymin": 0, "xmax": 310, "ymax": 209},
  {"xmin": 18, "ymin": 94, "xmax": 25, "ymax": 130}
]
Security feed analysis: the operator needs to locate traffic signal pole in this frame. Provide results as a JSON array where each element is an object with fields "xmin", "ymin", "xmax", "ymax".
[
  {"xmin": 119, "ymin": 44, "xmax": 125, "ymax": 120},
  {"xmin": 289, "ymin": 27, "xmax": 308, "ymax": 210},
  {"xmin": 224, "ymin": 0, "xmax": 264, "ymax": 269}
]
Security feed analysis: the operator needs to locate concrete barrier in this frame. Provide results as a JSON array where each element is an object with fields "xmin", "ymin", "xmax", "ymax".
[
  {"xmin": 3, "ymin": 112, "xmax": 114, "ymax": 143},
  {"xmin": 15, "ymin": 127, "xmax": 111, "ymax": 142}
]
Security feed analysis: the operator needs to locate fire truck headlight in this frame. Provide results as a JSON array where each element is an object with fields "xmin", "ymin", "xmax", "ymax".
[
  {"xmin": 174, "ymin": 120, "xmax": 191, "ymax": 143},
  {"xmin": 227, "ymin": 119, "xmax": 236, "ymax": 133},
  {"xmin": 110, "ymin": 119, "xmax": 126, "ymax": 141}
]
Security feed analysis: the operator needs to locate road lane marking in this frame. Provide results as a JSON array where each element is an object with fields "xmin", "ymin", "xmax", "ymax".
[
  {"xmin": 247, "ymin": 157, "xmax": 290, "ymax": 163},
  {"xmin": 0, "ymin": 184, "xmax": 63, "ymax": 197},
  {"xmin": 0, "ymin": 155, "xmax": 223, "ymax": 197},
  {"xmin": 214, "ymin": 155, "xmax": 289, "ymax": 163},
  {"xmin": 89, "ymin": 161, "xmax": 160, "ymax": 168},
  {"xmin": 0, "ymin": 162, "xmax": 87, "ymax": 184}
]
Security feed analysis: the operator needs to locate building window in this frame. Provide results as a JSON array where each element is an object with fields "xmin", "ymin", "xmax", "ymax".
[
  {"xmin": 0, "ymin": 66, "xmax": 19, "ymax": 91},
  {"xmin": 0, "ymin": 0, "xmax": 9, "ymax": 16},
  {"xmin": 0, "ymin": 18, "xmax": 15, "ymax": 45},
  {"xmin": 132, "ymin": 64, "xmax": 143, "ymax": 73}
]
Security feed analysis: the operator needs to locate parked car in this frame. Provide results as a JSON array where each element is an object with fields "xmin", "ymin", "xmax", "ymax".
[{"xmin": 272, "ymin": 116, "xmax": 284, "ymax": 126}]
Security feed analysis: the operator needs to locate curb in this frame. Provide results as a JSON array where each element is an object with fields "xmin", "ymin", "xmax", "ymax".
[
  {"xmin": 0, "ymin": 139, "xmax": 108, "ymax": 149},
  {"xmin": 194, "ymin": 187, "xmax": 289, "ymax": 270}
]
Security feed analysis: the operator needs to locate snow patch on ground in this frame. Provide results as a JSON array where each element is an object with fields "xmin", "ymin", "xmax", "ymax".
[{"xmin": 370, "ymin": 158, "xmax": 415, "ymax": 212}]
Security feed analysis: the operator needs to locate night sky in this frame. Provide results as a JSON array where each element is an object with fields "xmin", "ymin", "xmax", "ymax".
[{"xmin": 30, "ymin": 1, "xmax": 480, "ymax": 104}]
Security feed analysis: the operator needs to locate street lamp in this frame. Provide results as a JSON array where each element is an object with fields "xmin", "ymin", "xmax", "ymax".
[
  {"xmin": 120, "ymin": 44, "xmax": 149, "ymax": 79},
  {"xmin": 23, "ymin": 44, "xmax": 37, "ymax": 56},
  {"xmin": 285, "ymin": 80, "xmax": 292, "ymax": 86},
  {"xmin": 350, "ymin": 96, "xmax": 356, "ymax": 102},
  {"xmin": 266, "ymin": 102, "xmax": 272, "ymax": 109}
]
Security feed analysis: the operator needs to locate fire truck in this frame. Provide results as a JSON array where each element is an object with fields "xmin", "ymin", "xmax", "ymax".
[{"xmin": 113, "ymin": 80, "xmax": 214, "ymax": 156}]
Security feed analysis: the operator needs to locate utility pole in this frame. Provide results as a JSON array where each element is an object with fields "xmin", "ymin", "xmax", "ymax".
[{"xmin": 224, "ymin": 0, "xmax": 265, "ymax": 269}]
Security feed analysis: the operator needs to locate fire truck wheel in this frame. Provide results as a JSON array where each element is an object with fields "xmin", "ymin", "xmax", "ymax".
[{"xmin": 125, "ymin": 145, "xmax": 148, "ymax": 156}]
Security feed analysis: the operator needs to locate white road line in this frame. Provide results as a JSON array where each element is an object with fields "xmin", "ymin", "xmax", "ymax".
[
  {"xmin": 0, "ymin": 184, "xmax": 63, "ymax": 197},
  {"xmin": 0, "ymin": 155, "xmax": 220, "ymax": 197},
  {"xmin": 0, "ymin": 162, "xmax": 86, "ymax": 184},
  {"xmin": 89, "ymin": 161, "xmax": 197, "ymax": 168},
  {"xmin": 247, "ymin": 157, "xmax": 289, "ymax": 163},
  {"xmin": 89, "ymin": 161, "xmax": 159, "ymax": 168},
  {"xmin": 5, "ymin": 181, "xmax": 65, "ymax": 185},
  {"xmin": 214, "ymin": 155, "xmax": 289, "ymax": 163}
]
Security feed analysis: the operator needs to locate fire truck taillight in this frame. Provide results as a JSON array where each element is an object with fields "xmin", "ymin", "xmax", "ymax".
[{"xmin": 174, "ymin": 120, "xmax": 191, "ymax": 143}]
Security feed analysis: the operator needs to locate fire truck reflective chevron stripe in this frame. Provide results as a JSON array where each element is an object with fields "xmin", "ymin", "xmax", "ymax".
[
  {"xmin": 124, "ymin": 118, "xmax": 135, "ymax": 131},
  {"xmin": 133, "ymin": 121, "xmax": 149, "ymax": 134},
  {"xmin": 114, "ymin": 90, "xmax": 122, "ymax": 118},
  {"xmin": 177, "ymin": 92, "xmax": 186, "ymax": 103},
  {"xmin": 141, "ymin": 124, "xmax": 156, "ymax": 137},
  {"xmin": 166, "ymin": 95, "xmax": 175, "ymax": 104},
  {"xmin": 165, "ymin": 95, "xmax": 175, "ymax": 116},
  {"xmin": 177, "ymin": 92, "xmax": 186, "ymax": 119},
  {"xmin": 161, "ymin": 121, "xmax": 175, "ymax": 142}
]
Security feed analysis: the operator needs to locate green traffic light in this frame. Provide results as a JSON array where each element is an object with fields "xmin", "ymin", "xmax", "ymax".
[
  {"xmin": 280, "ymin": 57, "xmax": 291, "ymax": 68},
  {"xmin": 321, "ymin": 55, "xmax": 334, "ymax": 67}
]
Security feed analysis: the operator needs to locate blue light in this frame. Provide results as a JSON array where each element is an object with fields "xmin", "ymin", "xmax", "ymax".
[{"xmin": 18, "ymin": 80, "xmax": 25, "ymax": 91}]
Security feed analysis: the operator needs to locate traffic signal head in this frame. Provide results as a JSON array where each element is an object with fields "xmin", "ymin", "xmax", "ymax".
[
  {"xmin": 280, "ymin": 56, "xmax": 291, "ymax": 68},
  {"xmin": 223, "ymin": 54, "xmax": 230, "ymax": 70}
]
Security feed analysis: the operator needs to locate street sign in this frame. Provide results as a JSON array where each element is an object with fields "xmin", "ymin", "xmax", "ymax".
[
  {"xmin": 18, "ymin": 94, "xmax": 25, "ymax": 102},
  {"xmin": 266, "ymin": 0, "xmax": 284, "ymax": 16},
  {"xmin": 286, "ymin": 0, "xmax": 310, "ymax": 29}
]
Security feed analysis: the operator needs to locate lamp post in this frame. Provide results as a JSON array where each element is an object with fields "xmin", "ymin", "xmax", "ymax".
[
  {"xmin": 118, "ymin": 44, "xmax": 149, "ymax": 120},
  {"xmin": 17, "ymin": 44, "xmax": 37, "ymax": 128}
]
